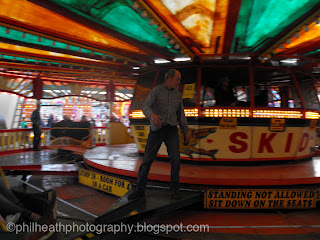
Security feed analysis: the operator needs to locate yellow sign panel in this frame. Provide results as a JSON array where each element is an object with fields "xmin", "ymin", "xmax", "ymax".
[
  {"xmin": 79, "ymin": 169, "xmax": 132, "ymax": 197},
  {"xmin": 219, "ymin": 118, "xmax": 237, "ymax": 129},
  {"xmin": 134, "ymin": 125, "xmax": 148, "ymax": 150},
  {"xmin": 309, "ymin": 119, "xmax": 318, "ymax": 129},
  {"xmin": 205, "ymin": 189, "xmax": 317, "ymax": 209},
  {"xmin": 270, "ymin": 118, "xmax": 285, "ymax": 132},
  {"xmin": 182, "ymin": 83, "xmax": 195, "ymax": 99}
]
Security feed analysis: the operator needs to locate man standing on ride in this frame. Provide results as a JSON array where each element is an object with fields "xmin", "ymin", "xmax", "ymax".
[
  {"xmin": 31, "ymin": 103, "xmax": 42, "ymax": 151},
  {"xmin": 128, "ymin": 69, "xmax": 190, "ymax": 200}
]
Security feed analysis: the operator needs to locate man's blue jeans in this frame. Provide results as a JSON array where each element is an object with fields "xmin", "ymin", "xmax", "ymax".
[{"xmin": 136, "ymin": 125, "xmax": 180, "ymax": 192}]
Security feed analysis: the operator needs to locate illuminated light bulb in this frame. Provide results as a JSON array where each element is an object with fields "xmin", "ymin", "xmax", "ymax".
[
  {"xmin": 132, "ymin": 2, "xmax": 139, "ymax": 9},
  {"xmin": 141, "ymin": 11, "xmax": 148, "ymax": 18},
  {"xmin": 149, "ymin": 19, "xmax": 155, "ymax": 25}
]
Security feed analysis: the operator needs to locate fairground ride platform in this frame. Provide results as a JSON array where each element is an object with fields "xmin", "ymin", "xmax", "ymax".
[{"xmin": 84, "ymin": 144, "xmax": 320, "ymax": 187}]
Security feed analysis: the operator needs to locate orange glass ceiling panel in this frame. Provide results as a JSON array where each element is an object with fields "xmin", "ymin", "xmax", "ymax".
[
  {"xmin": 210, "ymin": 0, "xmax": 228, "ymax": 54},
  {"xmin": 144, "ymin": 0, "xmax": 199, "ymax": 53},
  {"xmin": 161, "ymin": 0, "xmax": 216, "ymax": 48},
  {"xmin": 275, "ymin": 22, "xmax": 320, "ymax": 54},
  {"xmin": 0, "ymin": 42, "xmax": 103, "ymax": 62},
  {"xmin": 150, "ymin": 0, "xmax": 228, "ymax": 54},
  {"xmin": 0, "ymin": 0, "xmax": 145, "ymax": 55}
]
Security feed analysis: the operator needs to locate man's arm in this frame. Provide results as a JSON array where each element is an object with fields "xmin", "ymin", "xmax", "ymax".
[
  {"xmin": 142, "ymin": 88, "xmax": 157, "ymax": 119},
  {"xmin": 177, "ymin": 98, "xmax": 189, "ymax": 140}
]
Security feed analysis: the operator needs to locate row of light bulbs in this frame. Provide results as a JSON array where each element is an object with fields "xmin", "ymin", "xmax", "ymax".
[{"xmin": 130, "ymin": 108, "xmax": 319, "ymax": 119}]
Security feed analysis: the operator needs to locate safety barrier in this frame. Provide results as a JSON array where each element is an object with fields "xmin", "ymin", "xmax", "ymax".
[{"xmin": 0, "ymin": 127, "xmax": 110, "ymax": 155}]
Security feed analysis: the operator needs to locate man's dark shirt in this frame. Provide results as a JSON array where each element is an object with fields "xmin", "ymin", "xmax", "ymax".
[{"xmin": 142, "ymin": 84, "xmax": 188, "ymax": 136}]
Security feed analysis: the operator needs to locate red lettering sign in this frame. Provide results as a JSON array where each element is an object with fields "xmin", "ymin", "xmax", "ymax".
[
  {"xmin": 299, "ymin": 133, "xmax": 309, "ymax": 152},
  {"xmin": 285, "ymin": 133, "xmax": 293, "ymax": 153},
  {"xmin": 258, "ymin": 133, "xmax": 277, "ymax": 153},
  {"xmin": 229, "ymin": 132, "xmax": 248, "ymax": 153}
]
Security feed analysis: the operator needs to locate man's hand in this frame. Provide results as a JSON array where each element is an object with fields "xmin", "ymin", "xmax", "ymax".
[
  {"xmin": 183, "ymin": 135, "xmax": 190, "ymax": 146},
  {"xmin": 151, "ymin": 113, "xmax": 161, "ymax": 128}
]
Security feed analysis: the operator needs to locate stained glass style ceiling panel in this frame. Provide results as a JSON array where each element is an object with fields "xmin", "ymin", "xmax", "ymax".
[
  {"xmin": 275, "ymin": 22, "xmax": 320, "ymax": 55},
  {"xmin": 0, "ymin": 26, "xmax": 136, "ymax": 65},
  {"xmin": 232, "ymin": 0, "xmax": 319, "ymax": 53},
  {"xmin": 0, "ymin": 76, "xmax": 33, "ymax": 98},
  {"xmin": 48, "ymin": 0, "xmax": 178, "ymax": 53},
  {"xmin": 161, "ymin": 0, "xmax": 216, "ymax": 48},
  {"xmin": 0, "ymin": 0, "xmax": 145, "ymax": 55},
  {"xmin": 148, "ymin": 0, "xmax": 228, "ymax": 54},
  {"xmin": 0, "ymin": 54, "xmax": 106, "ymax": 70},
  {"xmin": 0, "ymin": 42, "xmax": 104, "ymax": 63}
]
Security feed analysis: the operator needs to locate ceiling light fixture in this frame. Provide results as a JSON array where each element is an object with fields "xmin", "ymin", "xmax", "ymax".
[
  {"xmin": 280, "ymin": 58, "xmax": 298, "ymax": 64},
  {"xmin": 173, "ymin": 57, "xmax": 191, "ymax": 62},
  {"xmin": 154, "ymin": 59, "xmax": 170, "ymax": 64}
]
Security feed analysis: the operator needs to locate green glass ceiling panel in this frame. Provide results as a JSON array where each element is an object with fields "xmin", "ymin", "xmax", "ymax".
[
  {"xmin": 48, "ymin": 0, "xmax": 177, "ymax": 53},
  {"xmin": 232, "ymin": 0, "xmax": 319, "ymax": 53},
  {"xmin": 0, "ymin": 26, "xmax": 114, "ymax": 59},
  {"xmin": 304, "ymin": 49, "xmax": 320, "ymax": 56}
]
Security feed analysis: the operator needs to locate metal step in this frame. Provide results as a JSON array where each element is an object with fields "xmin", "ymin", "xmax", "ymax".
[
  {"xmin": 95, "ymin": 187, "xmax": 203, "ymax": 225},
  {"xmin": 72, "ymin": 187, "xmax": 202, "ymax": 239}
]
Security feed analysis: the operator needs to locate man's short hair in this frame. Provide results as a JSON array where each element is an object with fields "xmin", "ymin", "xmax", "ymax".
[{"xmin": 165, "ymin": 69, "xmax": 176, "ymax": 82}]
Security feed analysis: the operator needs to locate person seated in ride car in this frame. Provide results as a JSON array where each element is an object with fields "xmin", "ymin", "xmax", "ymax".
[
  {"xmin": 214, "ymin": 76, "xmax": 237, "ymax": 106},
  {"xmin": 0, "ymin": 179, "xmax": 41, "ymax": 223}
]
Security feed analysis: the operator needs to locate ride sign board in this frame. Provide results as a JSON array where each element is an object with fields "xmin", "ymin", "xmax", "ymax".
[
  {"xmin": 132, "ymin": 125, "xmax": 317, "ymax": 161},
  {"xmin": 79, "ymin": 169, "xmax": 132, "ymax": 197},
  {"xmin": 205, "ymin": 189, "xmax": 317, "ymax": 209},
  {"xmin": 269, "ymin": 119, "xmax": 285, "ymax": 132},
  {"xmin": 182, "ymin": 83, "xmax": 195, "ymax": 99},
  {"xmin": 309, "ymin": 119, "xmax": 318, "ymax": 129},
  {"xmin": 219, "ymin": 118, "xmax": 237, "ymax": 129}
]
